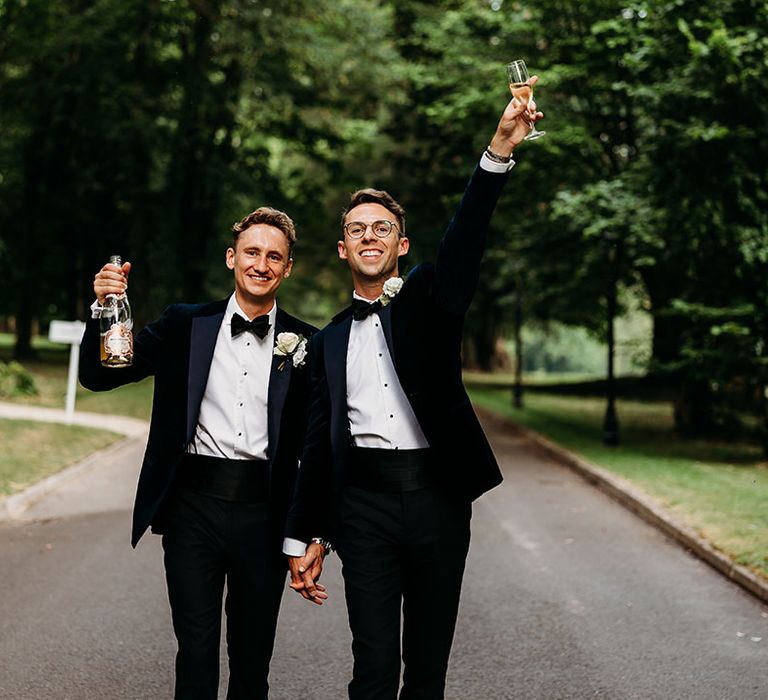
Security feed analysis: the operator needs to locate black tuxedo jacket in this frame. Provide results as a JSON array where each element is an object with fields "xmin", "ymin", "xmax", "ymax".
[
  {"xmin": 79, "ymin": 300, "xmax": 316, "ymax": 547},
  {"xmin": 285, "ymin": 165, "xmax": 510, "ymax": 543}
]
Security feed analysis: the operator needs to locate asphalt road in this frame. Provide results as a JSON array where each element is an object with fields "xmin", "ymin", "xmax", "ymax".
[{"xmin": 1, "ymin": 421, "xmax": 766, "ymax": 699}]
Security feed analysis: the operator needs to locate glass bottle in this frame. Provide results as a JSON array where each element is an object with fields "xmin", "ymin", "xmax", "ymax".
[{"xmin": 100, "ymin": 255, "xmax": 134, "ymax": 368}]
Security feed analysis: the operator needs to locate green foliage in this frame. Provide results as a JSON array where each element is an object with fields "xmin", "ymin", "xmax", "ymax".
[
  {"xmin": 0, "ymin": 0, "xmax": 402, "ymax": 331},
  {"xmin": 0, "ymin": 360, "xmax": 38, "ymax": 397},
  {"xmin": 1, "ymin": 0, "xmax": 766, "ymax": 439}
]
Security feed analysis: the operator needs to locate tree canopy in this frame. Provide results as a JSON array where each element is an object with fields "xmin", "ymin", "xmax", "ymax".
[{"xmin": 1, "ymin": 0, "xmax": 766, "ymax": 441}]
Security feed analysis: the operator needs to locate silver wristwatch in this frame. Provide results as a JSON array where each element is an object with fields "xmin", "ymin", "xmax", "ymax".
[{"xmin": 311, "ymin": 537, "xmax": 333, "ymax": 555}]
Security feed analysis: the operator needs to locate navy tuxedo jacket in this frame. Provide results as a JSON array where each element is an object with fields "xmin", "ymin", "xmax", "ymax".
[
  {"xmin": 79, "ymin": 300, "xmax": 316, "ymax": 547},
  {"xmin": 285, "ymin": 165, "xmax": 510, "ymax": 544}
]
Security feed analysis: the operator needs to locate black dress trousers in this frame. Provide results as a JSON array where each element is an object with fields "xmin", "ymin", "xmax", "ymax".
[
  {"xmin": 337, "ymin": 484, "xmax": 472, "ymax": 700},
  {"xmin": 161, "ymin": 489, "xmax": 287, "ymax": 700}
]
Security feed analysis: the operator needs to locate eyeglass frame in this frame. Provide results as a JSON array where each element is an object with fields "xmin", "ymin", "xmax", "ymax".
[{"xmin": 342, "ymin": 219, "xmax": 399, "ymax": 240}]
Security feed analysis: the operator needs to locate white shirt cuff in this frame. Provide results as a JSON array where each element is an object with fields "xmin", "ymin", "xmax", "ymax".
[
  {"xmin": 479, "ymin": 152, "xmax": 516, "ymax": 173},
  {"xmin": 283, "ymin": 537, "xmax": 307, "ymax": 557},
  {"xmin": 90, "ymin": 300, "xmax": 103, "ymax": 319}
]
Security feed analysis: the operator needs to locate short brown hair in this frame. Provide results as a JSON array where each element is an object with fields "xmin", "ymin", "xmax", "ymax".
[
  {"xmin": 340, "ymin": 188, "xmax": 406, "ymax": 239},
  {"xmin": 232, "ymin": 207, "xmax": 297, "ymax": 255}
]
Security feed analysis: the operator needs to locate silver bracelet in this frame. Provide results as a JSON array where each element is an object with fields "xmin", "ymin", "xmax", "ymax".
[
  {"xmin": 311, "ymin": 537, "xmax": 333, "ymax": 555},
  {"xmin": 485, "ymin": 146, "xmax": 513, "ymax": 163}
]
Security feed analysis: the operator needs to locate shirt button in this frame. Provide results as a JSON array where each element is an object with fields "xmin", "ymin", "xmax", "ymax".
[
  {"xmin": 389, "ymin": 414, "xmax": 393, "ymax": 418},
  {"xmin": 247, "ymin": 342, "xmax": 251, "ymax": 346},
  {"xmin": 243, "ymin": 371, "xmax": 248, "ymax": 376},
  {"xmin": 384, "ymin": 383, "xmax": 388, "ymax": 387},
  {"xmin": 239, "ymin": 402, "xmax": 243, "ymax": 407},
  {"xmin": 378, "ymin": 353, "xmax": 382, "ymax": 357},
  {"xmin": 238, "ymin": 432, "xmax": 242, "ymax": 437}
]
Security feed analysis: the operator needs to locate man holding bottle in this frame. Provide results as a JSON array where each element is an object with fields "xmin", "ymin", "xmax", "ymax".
[{"xmin": 79, "ymin": 207, "xmax": 317, "ymax": 699}]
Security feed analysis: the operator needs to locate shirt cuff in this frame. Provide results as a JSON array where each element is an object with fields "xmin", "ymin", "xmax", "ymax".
[
  {"xmin": 90, "ymin": 300, "xmax": 103, "ymax": 319},
  {"xmin": 479, "ymin": 152, "xmax": 516, "ymax": 173},
  {"xmin": 283, "ymin": 537, "xmax": 307, "ymax": 557}
]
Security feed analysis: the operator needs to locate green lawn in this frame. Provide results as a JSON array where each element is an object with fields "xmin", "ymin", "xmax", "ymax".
[
  {"xmin": 468, "ymin": 387, "xmax": 768, "ymax": 579},
  {"xmin": 0, "ymin": 419, "xmax": 122, "ymax": 495},
  {"xmin": 0, "ymin": 338, "xmax": 153, "ymax": 493},
  {"xmin": 0, "ymin": 336, "xmax": 154, "ymax": 420}
]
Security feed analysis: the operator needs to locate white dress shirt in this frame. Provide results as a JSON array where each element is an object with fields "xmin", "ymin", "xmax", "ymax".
[
  {"xmin": 347, "ymin": 292, "xmax": 429, "ymax": 450},
  {"xmin": 282, "ymin": 153, "xmax": 514, "ymax": 556},
  {"xmin": 187, "ymin": 294, "xmax": 276, "ymax": 461}
]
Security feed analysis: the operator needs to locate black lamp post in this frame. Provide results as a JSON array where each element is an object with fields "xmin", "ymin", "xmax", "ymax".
[
  {"xmin": 603, "ymin": 236, "xmax": 620, "ymax": 446},
  {"xmin": 511, "ymin": 267, "xmax": 524, "ymax": 409}
]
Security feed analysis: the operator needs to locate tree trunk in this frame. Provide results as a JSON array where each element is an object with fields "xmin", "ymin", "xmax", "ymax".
[
  {"xmin": 14, "ymin": 120, "xmax": 46, "ymax": 360},
  {"xmin": 651, "ymin": 306, "xmax": 717, "ymax": 435},
  {"xmin": 673, "ymin": 379, "xmax": 716, "ymax": 437},
  {"xmin": 651, "ymin": 311, "xmax": 682, "ymax": 366}
]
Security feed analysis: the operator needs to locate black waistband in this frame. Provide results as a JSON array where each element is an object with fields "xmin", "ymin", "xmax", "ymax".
[
  {"xmin": 176, "ymin": 453, "xmax": 270, "ymax": 503},
  {"xmin": 345, "ymin": 447, "xmax": 434, "ymax": 493}
]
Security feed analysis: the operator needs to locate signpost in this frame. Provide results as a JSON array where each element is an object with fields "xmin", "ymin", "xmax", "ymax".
[{"xmin": 48, "ymin": 320, "xmax": 86, "ymax": 422}]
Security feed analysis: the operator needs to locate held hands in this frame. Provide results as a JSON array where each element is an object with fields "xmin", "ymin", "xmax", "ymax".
[
  {"xmin": 288, "ymin": 542, "xmax": 328, "ymax": 605},
  {"xmin": 489, "ymin": 75, "xmax": 544, "ymax": 155},
  {"xmin": 94, "ymin": 261, "xmax": 131, "ymax": 305}
]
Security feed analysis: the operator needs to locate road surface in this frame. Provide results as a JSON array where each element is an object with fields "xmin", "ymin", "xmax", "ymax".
[{"xmin": 1, "ymin": 419, "xmax": 766, "ymax": 698}]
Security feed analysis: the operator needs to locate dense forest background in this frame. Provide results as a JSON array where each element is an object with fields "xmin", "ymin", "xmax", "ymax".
[{"xmin": 1, "ymin": 0, "xmax": 766, "ymax": 441}]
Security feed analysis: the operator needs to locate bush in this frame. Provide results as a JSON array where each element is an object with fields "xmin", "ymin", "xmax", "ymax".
[{"xmin": 0, "ymin": 361, "xmax": 38, "ymax": 397}]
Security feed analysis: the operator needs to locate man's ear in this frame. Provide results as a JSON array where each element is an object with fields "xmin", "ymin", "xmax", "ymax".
[
  {"xmin": 338, "ymin": 240, "xmax": 348, "ymax": 260},
  {"xmin": 397, "ymin": 236, "xmax": 410, "ymax": 257},
  {"xmin": 283, "ymin": 258, "xmax": 293, "ymax": 278},
  {"xmin": 226, "ymin": 247, "xmax": 235, "ymax": 270}
]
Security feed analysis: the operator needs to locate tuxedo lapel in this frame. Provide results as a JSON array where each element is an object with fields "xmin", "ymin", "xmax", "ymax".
[
  {"xmin": 267, "ymin": 309, "xmax": 293, "ymax": 460},
  {"xmin": 186, "ymin": 304, "xmax": 227, "ymax": 442},
  {"xmin": 325, "ymin": 311, "xmax": 353, "ymax": 448},
  {"xmin": 378, "ymin": 303, "xmax": 395, "ymax": 363}
]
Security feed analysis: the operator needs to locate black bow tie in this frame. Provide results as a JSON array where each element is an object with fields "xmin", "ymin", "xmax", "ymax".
[
  {"xmin": 352, "ymin": 298, "xmax": 382, "ymax": 322},
  {"xmin": 231, "ymin": 312, "xmax": 271, "ymax": 339}
]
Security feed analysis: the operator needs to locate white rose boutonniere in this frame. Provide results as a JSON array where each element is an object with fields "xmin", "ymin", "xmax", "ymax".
[
  {"xmin": 379, "ymin": 276, "xmax": 403, "ymax": 307},
  {"xmin": 274, "ymin": 332, "xmax": 308, "ymax": 371}
]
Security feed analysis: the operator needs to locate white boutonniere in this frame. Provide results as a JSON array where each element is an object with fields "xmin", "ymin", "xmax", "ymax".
[
  {"xmin": 273, "ymin": 332, "xmax": 308, "ymax": 371},
  {"xmin": 378, "ymin": 276, "xmax": 403, "ymax": 307}
]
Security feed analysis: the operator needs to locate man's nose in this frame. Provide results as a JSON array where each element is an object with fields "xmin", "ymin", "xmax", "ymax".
[{"xmin": 361, "ymin": 224, "xmax": 378, "ymax": 241}]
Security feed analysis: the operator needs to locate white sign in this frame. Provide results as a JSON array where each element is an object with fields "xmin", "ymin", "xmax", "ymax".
[
  {"xmin": 48, "ymin": 319, "xmax": 87, "ymax": 422},
  {"xmin": 49, "ymin": 320, "xmax": 86, "ymax": 345}
]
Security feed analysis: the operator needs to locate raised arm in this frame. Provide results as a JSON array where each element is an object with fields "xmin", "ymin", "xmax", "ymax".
[
  {"xmin": 433, "ymin": 81, "xmax": 543, "ymax": 314},
  {"xmin": 79, "ymin": 261, "xmax": 163, "ymax": 391}
]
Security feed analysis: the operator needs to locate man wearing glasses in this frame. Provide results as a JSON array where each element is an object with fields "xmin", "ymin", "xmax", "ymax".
[{"xmin": 284, "ymin": 92, "xmax": 543, "ymax": 699}]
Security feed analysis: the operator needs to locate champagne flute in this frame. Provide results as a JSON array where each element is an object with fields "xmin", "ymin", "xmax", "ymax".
[{"xmin": 506, "ymin": 59, "xmax": 545, "ymax": 141}]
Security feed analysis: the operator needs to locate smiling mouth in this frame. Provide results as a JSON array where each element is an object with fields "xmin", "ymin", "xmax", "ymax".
[
  {"xmin": 248, "ymin": 274, "xmax": 271, "ymax": 282},
  {"xmin": 360, "ymin": 250, "xmax": 383, "ymax": 259}
]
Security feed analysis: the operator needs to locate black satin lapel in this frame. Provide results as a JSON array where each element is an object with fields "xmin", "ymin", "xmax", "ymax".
[
  {"xmin": 378, "ymin": 303, "xmax": 395, "ymax": 360},
  {"xmin": 267, "ymin": 314, "xmax": 292, "ymax": 460},
  {"xmin": 325, "ymin": 316, "xmax": 352, "ymax": 439},
  {"xmin": 187, "ymin": 312, "xmax": 225, "ymax": 442}
]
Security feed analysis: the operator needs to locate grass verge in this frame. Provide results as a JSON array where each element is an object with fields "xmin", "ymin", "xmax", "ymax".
[
  {"xmin": 1, "ymin": 338, "xmax": 152, "ymax": 493},
  {"xmin": 0, "ymin": 419, "xmax": 122, "ymax": 496},
  {"xmin": 467, "ymin": 387, "xmax": 768, "ymax": 580},
  {"xmin": 0, "ymin": 340, "xmax": 153, "ymax": 420}
]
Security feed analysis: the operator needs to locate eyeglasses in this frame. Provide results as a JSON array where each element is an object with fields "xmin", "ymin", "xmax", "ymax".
[{"xmin": 343, "ymin": 220, "xmax": 398, "ymax": 239}]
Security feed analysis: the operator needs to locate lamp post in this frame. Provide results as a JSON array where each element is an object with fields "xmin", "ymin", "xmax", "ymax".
[
  {"xmin": 603, "ymin": 236, "xmax": 620, "ymax": 446},
  {"xmin": 511, "ymin": 266, "xmax": 524, "ymax": 409}
]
